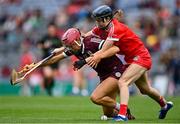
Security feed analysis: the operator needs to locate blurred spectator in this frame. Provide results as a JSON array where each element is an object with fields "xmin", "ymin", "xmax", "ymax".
[
  {"xmin": 19, "ymin": 38, "xmax": 34, "ymax": 96},
  {"xmin": 174, "ymin": 0, "xmax": 180, "ymax": 16},
  {"xmin": 37, "ymin": 23, "xmax": 62, "ymax": 96},
  {"xmin": 74, "ymin": 12, "xmax": 94, "ymax": 33},
  {"xmin": 146, "ymin": 34, "xmax": 160, "ymax": 53},
  {"xmin": 160, "ymin": 47, "xmax": 180, "ymax": 95},
  {"xmin": 23, "ymin": 9, "xmax": 44, "ymax": 33},
  {"xmin": 138, "ymin": 0, "xmax": 160, "ymax": 9},
  {"xmin": 168, "ymin": 48, "xmax": 180, "ymax": 95},
  {"xmin": 55, "ymin": 8, "xmax": 69, "ymax": 30},
  {"xmin": 66, "ymin": 0, "xmax": 90, "ymax": 26},
  {"xmin": 1, "ymin": 65, "xmax": 11, "ymax": 78},
  {"xmin": 71, "ymin": 56, "xmax": 88, "ymax": 96},
  {"xmin": 0, "ymin": 0, "xmax": 22, "ymax": 4}
]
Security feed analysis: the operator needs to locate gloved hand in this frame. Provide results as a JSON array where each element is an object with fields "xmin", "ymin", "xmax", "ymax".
[{"xmin": 73, "ymin": 59, "xmax": 86, "ymax": 70}]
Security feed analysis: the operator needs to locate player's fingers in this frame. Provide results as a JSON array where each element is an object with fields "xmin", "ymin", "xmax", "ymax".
[
  {"xmin": 87, "ymin": 61, "xmax": 93, "ymax": 67},
  {"xmin": 92, "ymin": 62, "xmax": 98, "ymax": 68},
  {"xmin": 85, "ymin": 56, "xmax": 93, "ymax": 63},
  {"xmin": 88, "ymin": 59, "xmax": 96, "ymax": 67},
  {"xmin": 23, "ymin": 63, "xmax": 35, "ymax": 72},
  {"xmin": 21, "ymin": 65, "xmax": 28, "ymax": 73},
  {"xmin": 90, "ymin": 62, "xmax": 95, "ymax": 68},
  {"xmin": 87, "ymin": 59, "xmax": 94, "ymax": 65},
  {"xmin": 89, "ymin": 61, "xmax": 97, "ymax": 68},
  {"xmin": 24, "ymin": 65, "xmax": 30, "ymax": 70},
  {"xmin": 94, "ymin": 63, "xmax": 98, "ymax": 68}
]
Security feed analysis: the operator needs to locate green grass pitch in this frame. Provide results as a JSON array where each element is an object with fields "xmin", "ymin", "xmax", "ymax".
[{"xmin": 0, "ymin": 96, "xmax": 179, "ymax": 123}]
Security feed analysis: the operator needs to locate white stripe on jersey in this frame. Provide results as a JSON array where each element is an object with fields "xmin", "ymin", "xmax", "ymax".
[
  {"xmin": 81, "ymin": 43, "xmax": 85, "ymax": 54},
  {"xmin": 90, "ymin": 37, "xmax": 102, "ymax": 43},
  {"xmin": 107, "ymin": 37, "xmax": 119, "ymax": 41},
  {"xmin": 98, "ymin": 40, "xmax": 105, "ymax": 50}
]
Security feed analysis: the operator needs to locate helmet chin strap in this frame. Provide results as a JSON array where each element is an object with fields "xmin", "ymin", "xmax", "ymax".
[
  {"xmin": 74, "ymin": 39, "xmax": 82, "ymax": 47},
  {"xmin": 99, "ymin": 19, "xmax": 112, "ymax": 30}
]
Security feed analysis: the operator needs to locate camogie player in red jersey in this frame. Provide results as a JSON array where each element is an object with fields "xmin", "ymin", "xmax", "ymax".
[
  {"xmin": 87, "ymin": 5, "xmax": 173, "ymax": 121},
  {"xmin": 22, "ymin": 28, "xmax": 135, "ymax": 120}
]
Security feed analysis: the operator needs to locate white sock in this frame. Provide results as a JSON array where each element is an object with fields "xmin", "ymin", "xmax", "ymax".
[
  {"xmin": 72, "ymin": 87, "xmax": 79, "ymax": 95},
  {"xmin": 115, "ymin": 102, "xmax": 120, "ymax": 111},
  {"xmin": 162, "ymin": 104, "xmax": 168, "ymax": 110},
  {"xmin": 81, "ymin": 89, "xmax": 88, "ymax": 96}
]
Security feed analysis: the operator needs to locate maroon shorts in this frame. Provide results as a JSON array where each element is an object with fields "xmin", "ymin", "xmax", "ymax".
[{"xmin": 99, "ymin": 65, "xmax": 127, "ymax": 82}]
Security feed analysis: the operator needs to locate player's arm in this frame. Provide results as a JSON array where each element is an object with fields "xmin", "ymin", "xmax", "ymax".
[
  {"xmin": 99, "ymin": 45, "xmax": 120, "ymax": 59},
  {"xmin": 98, "ymin": 39, "xmax": 119, "ymax": 58},
  {"xmin": 23, "ymin": 47, "xmax": 67, "ymax": 72},
  {"xmin": 73, "ymin": 44, "xmax": 120, "ymax": 70},
  {"xmin": 87, "ymin": 39, "xmax": 120, "ymax": 68},
  {"xmin": 41, "ymin": 53, "xmax": 65, "ymax": 66},
  {"xmin": 41, "ymin": 47, "xmax": 67, "ymax": 66}
]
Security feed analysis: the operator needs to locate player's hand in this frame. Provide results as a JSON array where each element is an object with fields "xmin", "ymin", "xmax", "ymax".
[
  {"xmin": 51, "ymin": 48, "xmax": 60, "ymax": 55},
  {"xmin": 51, "ymin": 47, "xmax": 65, "ymax": 55},
  {"xmin": 21, "ymin": 63, "xmax": 36, "ymax": 73},
  {"xmin": 73, "ymin": 59, "xmax": 86, "ymax": 71},
  {"xmin": 86, "ymin": 53, "xmax": 102, "ymax": 68}
]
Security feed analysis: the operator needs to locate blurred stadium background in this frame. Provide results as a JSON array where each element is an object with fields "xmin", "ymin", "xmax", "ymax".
[
  {"xmin": 0, "ymin": 0, "xmax": 180, "ymax": 123},
  {"xmin": 0, "ymin": 0, "xmax": 179, "ymax": 97}
]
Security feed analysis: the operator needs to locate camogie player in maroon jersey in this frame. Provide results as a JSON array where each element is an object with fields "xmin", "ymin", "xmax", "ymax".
[
  {"xmin": 86, "ymin": 5, "xmax": 173, "ymax": 121},
  {"xmin": 22, "ymin": 28, "xmax": 135, "ymax": 120}
]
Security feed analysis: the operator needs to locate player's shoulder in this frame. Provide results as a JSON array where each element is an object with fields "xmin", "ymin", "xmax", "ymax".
[
  {"xmin": 91, "ymin": 26, "xmax": 100, "ymax": 35},
  {"xmin": 112, "ymin": 19, "xmax": 127, "ymax": 30},
  {"xmin": 83, "ymin": 34, "xmax": 102, "ymax": 44},
  {"xmin": 109, "ymin": 19, "xmax": 128, "ymax": 35}
]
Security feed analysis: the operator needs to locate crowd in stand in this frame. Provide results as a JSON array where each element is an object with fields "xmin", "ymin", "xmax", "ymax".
[{"xmin": 0, "ymin": 0, "xmax": 179, "ymax": 95}]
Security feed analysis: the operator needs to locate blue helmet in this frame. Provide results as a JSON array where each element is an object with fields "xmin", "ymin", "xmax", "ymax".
[{"xmin": 92, "ymin": 5, "xmax": 113, "ymax": 20}]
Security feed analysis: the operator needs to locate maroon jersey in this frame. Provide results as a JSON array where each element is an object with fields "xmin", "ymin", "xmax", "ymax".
[{"xmin": 63, "ymin": 35, "xmax": 125, "ymax": 81}]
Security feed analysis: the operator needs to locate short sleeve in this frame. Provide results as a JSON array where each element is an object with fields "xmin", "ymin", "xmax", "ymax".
[
  {"xmin": 106, "ymin": 19, "xmax": 126, "ymax": 44},
  {"xmin": 107, "ymin": 25, "xmax": 120, "ymax": 42}
]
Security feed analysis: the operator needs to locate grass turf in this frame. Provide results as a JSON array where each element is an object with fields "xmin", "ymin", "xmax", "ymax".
[{"xmin": 0, "ymin": 96, "xmax": 179, "ymax": 123}]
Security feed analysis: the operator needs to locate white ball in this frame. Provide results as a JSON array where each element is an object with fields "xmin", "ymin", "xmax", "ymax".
[{"xmin": 100, "ymin": 115, "xmax": 108, "ymax": 121}]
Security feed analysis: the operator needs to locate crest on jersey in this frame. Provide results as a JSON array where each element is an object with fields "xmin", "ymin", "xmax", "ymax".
[
  {"xmin": 133, "ymin": 56, "xmax": 139, "ymax": 61},
  {"xmin": 115, "ymin": 72, "xmax": 121, "ymax": 78}
]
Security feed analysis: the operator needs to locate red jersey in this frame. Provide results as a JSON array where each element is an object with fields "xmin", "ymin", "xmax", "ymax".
[{"xmin": 92, "ymin": 18, "xmax": 152, "ymax": 69}]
